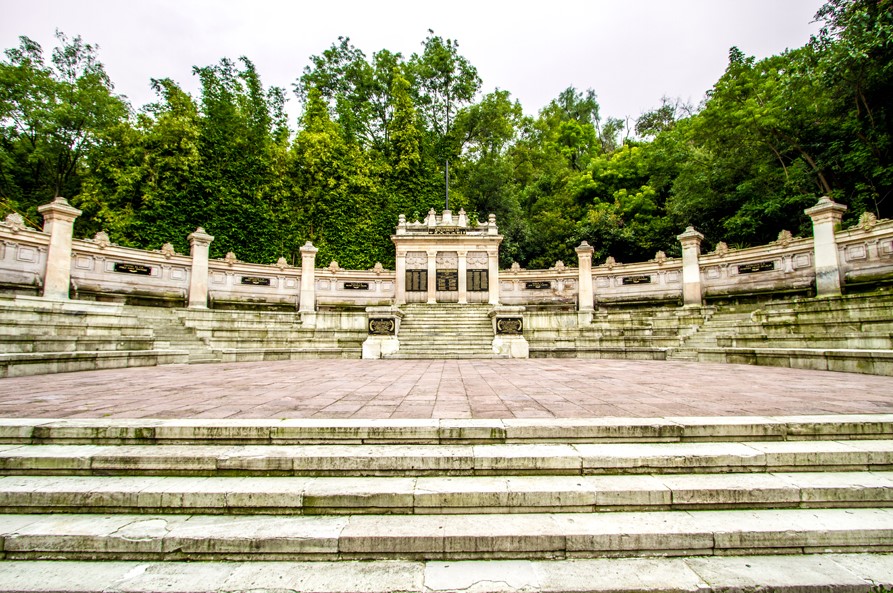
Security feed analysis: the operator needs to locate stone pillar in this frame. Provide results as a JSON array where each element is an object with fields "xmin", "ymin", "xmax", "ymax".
[
  {"xmin": 426, "ymin": 249, "xmax": 437, "ymax": 304},
  {"xmin": 457, "ymin": 249, "xmax": 468, "ymax": 304},
  {"xmin": 37, "ymin": 197, "xmax": 82, "ymax": 300},
  {"xmin": 575, "ymin": 241, "xmax": 594, "ymax": 312},
  {"xmin": 186, "ymin": 227, "xmax": 214, "ymax": 308},
  {"xmin": 299, "ymin": 241, "xmax": 318, "ymax": 313},
  {"xmin": 488, "ymin": 248, "xmax": 500, "ymax": 305},
  {"xmin": 677, "ymin": 226, "xmax": 704, "ymax": 307},
  {"xmin": 805, "ymin": 196, "xmax": 847, "ymax": 297},
  {"xmin": 394, "ymin": 248, "xmax": 406, "ymax": 306}
]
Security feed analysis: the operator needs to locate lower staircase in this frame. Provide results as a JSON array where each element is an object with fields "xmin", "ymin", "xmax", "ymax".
[
  {"xmin": 387, "ymin": 303, "xmax": 496, "ymax": 359},
  {"xmin": 0, "ymin": 415, "xmax": 891, "ymax": 591}
]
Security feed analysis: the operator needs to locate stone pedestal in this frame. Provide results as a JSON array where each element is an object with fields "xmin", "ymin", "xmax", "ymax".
[
  {"xmin": 187, "ymin": 227, "xmax": 214, "ymax": 308},
  {"xmin": 490, "ymin": 306, "xmax": 528, "ymax": 358},
  {"xmin": 677, "ymin": 226, "xmax": 705, "ymax": 306},
  {"xmin": 37, "ymin": 197, "xmax": 82, "ymax": 301},
  {"xmin": 805, "ymin": 196, "xmax": 847, "ymax": 297},
  {"xmin": 576, "ymin": 241, "xmax": 594, "ymax": 312},
  {"xmin": 362, "ymin": 306, "xmax": 404, "ymax": 359}
]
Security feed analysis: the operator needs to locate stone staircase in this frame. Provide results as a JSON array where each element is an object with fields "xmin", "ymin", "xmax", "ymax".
[
  {"xmin": 0, "ymin": 296, "xmax": 188, "ymax": 377},
  {"xmin": 387, "ymin": 303, "xmax": 496, "ymax": 359},
  {"xmin": 127, "ymin": 305, "xmax": 221, "ymax": 364},
  {"xmin": 0, "ymin": 416, "xmax": 891, "ymax": 591}
]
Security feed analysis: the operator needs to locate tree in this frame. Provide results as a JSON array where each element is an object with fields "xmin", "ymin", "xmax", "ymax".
[{"xmin": 0, "ymin": 31, "xmax": 128, "ymax": 223}]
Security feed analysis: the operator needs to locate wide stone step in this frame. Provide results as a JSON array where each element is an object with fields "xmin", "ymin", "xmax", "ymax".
[
  {"xmin": 1, "ymin": 508, "xmax": 892, "ymax": 560},
  {"xmin": 3, "ymin": 416, "xmax": 890, "ymax": 445},
  {"xmin": 1, "ymin": 554, "xmax": 891, "ymax": 592},
  {"xmin": 0, "ymin": 472, "xmax": 889, "ymax": 515},
  {"xmin": 2, "ymin": 440, "xmax": 892, "ymax": 476}
]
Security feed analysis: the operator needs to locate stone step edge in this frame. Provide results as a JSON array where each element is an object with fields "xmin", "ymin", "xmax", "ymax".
[
  {"xmin": 0, "ymin": 472, "xmax": 890, "ymax": 514},
  {"xmin": 0, "ymin": 554, "xmax": 890, "ymax": 593},
  {"xmin": 1, "ymin": 508, "xmax": 893, "ymax": 561},
  {"xmin": 1, "ymin": 441, "xmax": 892, "ymax": 476},
  {"xmin": 2, "ymin": 415, "xmax": 891, "ymax": 445}
]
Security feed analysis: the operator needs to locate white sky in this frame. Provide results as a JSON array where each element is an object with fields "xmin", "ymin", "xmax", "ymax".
[{"xmin": 2, "ymin": 0, "xmax": 825, "ymax": 125}]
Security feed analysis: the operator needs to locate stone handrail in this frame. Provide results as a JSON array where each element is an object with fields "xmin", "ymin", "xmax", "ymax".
[{"xmin": 2, "ymin": 197, "xmax": 892, "ymax": 310}]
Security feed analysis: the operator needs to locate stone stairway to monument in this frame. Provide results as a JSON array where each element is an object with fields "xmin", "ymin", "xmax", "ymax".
[
  {"xmin": 386, "ymin": 303, "xmax": 497, "ymax": 359},
  {"xmin": 0, "ymin": 415, "xmax": 891, "ymax": 591},
  {"xmin": 126, "ymin": 305, "xmax": 221, "ymax": 364}
]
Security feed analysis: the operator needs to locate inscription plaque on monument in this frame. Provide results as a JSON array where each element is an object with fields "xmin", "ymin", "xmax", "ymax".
[
  {"xmin": 436, "ymin": 270, "xmax": 459, "ymax": 291},
  {"xmin": 467, "ymin": 269, "xmax": 489, "ymax": 292},
  {"xmin": 406, "ymin": 270, "xmax": 427, "ymax": 292},
  {"xmin": 525, "ymin": 281, "xmax": 551, "ymax": 290},
  {"xmin": 113, "ymin": 262, "xmax": 151, "ymax": 275},
  {"xmin": 737, "ymin": 261, "xmax": 775, "ymax": 274},
  {"xmin": 428, "ymin": 226, "xmax": 466, "ymax": 235},
  {"xmin": 622, "ymin": 275, "xmax": 652, "ymax": 285},
  {"xmin": 241, "ymin": 276, "xmax": 271, "ymax": 286},
  {"xmin": 344, "ymin": 282, "xmax": 370, "ymax": 290},
  {"xmin": 496, "ymin": 318, "xmax": 523, "ymax": 335},
  {"xmin": 368, "ymin": 318, "xmax": 395, "ymax": 335}
]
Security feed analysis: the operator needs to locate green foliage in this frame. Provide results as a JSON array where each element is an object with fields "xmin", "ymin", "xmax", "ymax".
[{"xmin": 2, "ymin": 7, "xmax": 891, "ymax": 274}]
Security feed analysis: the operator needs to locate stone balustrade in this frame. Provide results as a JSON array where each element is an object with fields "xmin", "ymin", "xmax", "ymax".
[{"xmin": 2, "ymin": 197, "xmax": 892, "ymax": 310}]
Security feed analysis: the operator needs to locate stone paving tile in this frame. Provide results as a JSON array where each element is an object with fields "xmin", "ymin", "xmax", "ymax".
[{"xmin": 0, "ymin": 359, "xmax": 891, "ymax": 419}]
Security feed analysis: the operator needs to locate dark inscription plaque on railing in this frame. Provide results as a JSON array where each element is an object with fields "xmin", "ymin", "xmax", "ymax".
[
  {"xmin": 436, "ymin": 270, "xmax": 459, "ymax": 291},
  {"xmin": 241, "ymin": 276, "xmax": 271, "ymax": 286},
  {"xmin": 737, "ymin": 261, "xmax": 775, "ymax": 274},
  {"xmin": 344, "ymin": 282, "xmax": 370, "ymax": 290},
  {"xmin": 496, "ymin": 318, "xmax": 523, "ymax": 335},
  {"xmin": 113, "ymin": 262, "xmax": 151, "ymax": 275},
  {"xmin": 525, "ymin": 281, "xmax": 551, "ymax": 290},
  {"xmin": 622, "ymin": 275, "xmax": 652, "ymax": 285},
  {"xmin": 368, "ymin": 318, "xmax": 395, "ymax": 335}
]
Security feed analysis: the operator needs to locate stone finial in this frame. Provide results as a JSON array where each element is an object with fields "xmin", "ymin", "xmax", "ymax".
[
  {"xmin": 553, "ymin": 260, "xmax": 566, "ymax": 272},
  {"xmin": 92, "ymin": 231, "xmax": 111, "ymax": 249},
  {"xmin": 858, "ymin": 211, "xmax": 878, "ymax": 231},
  {"xmin": 300, "ymin": 241, "xmax": 318, "ymax": 253},
  {"xmin": 398, "ymin": 214, "xmax": 406, "ymax": 225},
  {"xmin": 223, "ymin": 251, "xmax": 238, "ymax": 265},
  {"xmin": 654, "ymin": 250, "xmax": 667, "ymax": 265},
  {"xmin": 276, "ymin": 257, "xmax": 289, "ymax": 270},
  {"xmin": 713, "ymin": 242, "xmax": 729, "ymax": 257},
  {"xmin": 457, "ymin": 208, "xmax": 467, "ymax": 227},
  {"xmin": 677, "ymin": 226, "xmax": 704, "ymax": 244},
  {"xmin": 804, "ymin": 196, "xmax": 847, "ymax": 224},
  {"xmin": 488, "ymin": 213, "xmax": 496, "ymax": 224},
  {"xmin": 328, "ymin": 260, "xmax": 341, "ymax": 273},
  {"xmin": 511, "ymin": 261, "xmax": 521, "ymax": 271},
  {"xmin": 187, "ymin": 227, "xmax": 214, "ymax": 247},
  {"xmin": 776, "ymin": 230, "xmax": 794, "ymax": 246},
  {"xmin": 161, "ymin": 243, "xmax": 176, "ymax": 259},
  {"xmin": 3, "ymin": 212, "xmax": 27, "ymax": 232},
  {"xmin": 426, "ymin": 208, "xmax": 437, "ymax": 226},
  {"xmin": 604, "ymin": 256, "xmax": 616, "ymax": 270},
  {"xmin": 372, "ymin": 262, "xmax": 385, "ymax": 275}
]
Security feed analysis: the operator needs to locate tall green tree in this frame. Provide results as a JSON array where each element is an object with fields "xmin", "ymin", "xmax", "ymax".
[{"xmin": 0, "ymin": 31, "xmax": 128, "ymax": 223}]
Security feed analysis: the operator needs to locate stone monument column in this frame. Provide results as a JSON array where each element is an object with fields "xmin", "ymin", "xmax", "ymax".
[
  {"xmin": 299, "ymin": 241, "xmax": 318, "ymax": 313},
  {"xmin": 394, "ymin": 248, "xmax": 406, "ymax": 306},
  {"xmin": 187, "ymin": 227, "xmax": 214, "ymax": 308},
  {"xmin": 37, "ymin": 197, "xmax": 82, "ymax": 301},
  {"xmin": 575, "ymin": 241, "xmax": 594, "ymax": 312},
  {"xmin": 457, "ymin": 249, "xmax": 468, "ymax": 304},
  {"xmin": 677, "ymin": 226, "xmax": 704, "ymax": 306},
  {"xmin": 488, "ymin": 247, "xmax": 500, "ymax": 305},
  {"xmin": 426, "ymin": 249, "xmax": 437, "ymax": 304},
  {"xmin": 805, "ymin": 196, "xmax": 847, "ymax": 297}
]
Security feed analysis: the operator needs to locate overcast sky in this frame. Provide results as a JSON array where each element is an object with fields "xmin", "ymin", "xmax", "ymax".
[{"xmin": 2, "ymin": 0, "xmax": 825, "ymax": 125}]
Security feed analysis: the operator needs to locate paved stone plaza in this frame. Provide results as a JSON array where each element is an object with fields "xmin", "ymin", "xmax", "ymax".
[{"xmin": 1, "ymin": 359, "xmax": 891, "ymax": 419}]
